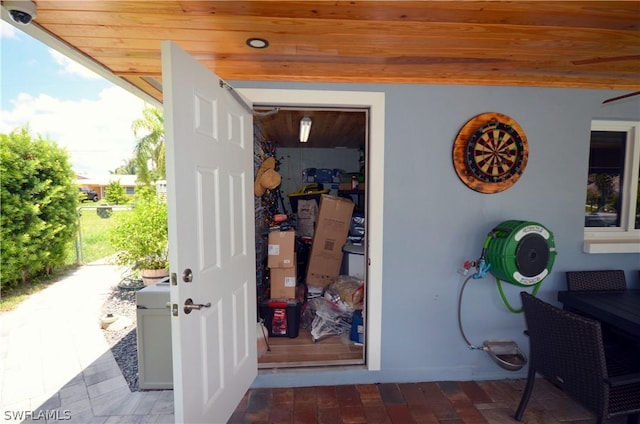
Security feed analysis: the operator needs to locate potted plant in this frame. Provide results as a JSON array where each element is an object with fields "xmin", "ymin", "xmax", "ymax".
[{"xmin": 110, "ymin": 188, "xmax": 169, "ymax": 285}]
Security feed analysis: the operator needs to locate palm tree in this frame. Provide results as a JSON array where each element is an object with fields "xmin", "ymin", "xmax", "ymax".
[
  {"xmin": 593, "ymin": 173, "xmax": 614, "ymax": 211},
  {"xmin": 111, "ymin": 158, "xmax": 137, "ymax": 175},
  {"xmin": 131, "ymin": 106, "xmax": 165, "ymax": 185}
]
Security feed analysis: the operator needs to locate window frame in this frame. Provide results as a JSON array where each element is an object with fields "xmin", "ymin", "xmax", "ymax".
[{"xmin": 583, "ymin": 119, "xmax": 640, "ymax": 253}]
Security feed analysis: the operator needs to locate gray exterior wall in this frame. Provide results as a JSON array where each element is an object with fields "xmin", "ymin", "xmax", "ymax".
[{"xmin": 235, "ymin": 81, "xmax": 640, "ymax": 387}]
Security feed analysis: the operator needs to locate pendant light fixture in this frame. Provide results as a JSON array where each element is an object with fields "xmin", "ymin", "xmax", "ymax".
[{"xmin": 299, "ymin": 116, "xmax": 312, "ymax": 143}]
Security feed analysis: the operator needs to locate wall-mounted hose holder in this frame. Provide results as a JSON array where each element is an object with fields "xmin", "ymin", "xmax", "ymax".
[{"xmin": 457, "ymin": 220, "xmax": 557, "ymax": 371}]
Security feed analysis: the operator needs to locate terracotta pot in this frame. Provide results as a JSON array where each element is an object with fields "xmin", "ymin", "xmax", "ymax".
[{"xmin": 141, "ymin": 268, "xmax": 169, "ymax": 286}]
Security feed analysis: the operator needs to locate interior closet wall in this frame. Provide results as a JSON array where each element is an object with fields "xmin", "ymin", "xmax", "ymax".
[{"xmin": 277, "ymin": 147, "xmax": 360, "ymax": 205}]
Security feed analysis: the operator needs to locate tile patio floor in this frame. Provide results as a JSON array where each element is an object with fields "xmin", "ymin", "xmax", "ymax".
[{"xmin": 0, "ymin": 262, "xmax": 627, "ymax": 423}]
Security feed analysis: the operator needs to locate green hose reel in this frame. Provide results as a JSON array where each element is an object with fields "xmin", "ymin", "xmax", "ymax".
[
  {"xmin": 484, "ymin": 220, "xmax": 557, "ymax": 287},
  {"xmin": 457, "ymin": 220, "xmax": 556, "ymax": 368}
]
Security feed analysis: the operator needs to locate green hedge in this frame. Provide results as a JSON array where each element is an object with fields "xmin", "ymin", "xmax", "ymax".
[{"xmin": 0, "ymin": 127, "xmax": 78, "ymax": 292}]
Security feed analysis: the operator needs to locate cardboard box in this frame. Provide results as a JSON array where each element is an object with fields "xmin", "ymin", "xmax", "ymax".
[
  {"xmin": 295, "ymin": 199, "xmax": 318, "ymax": 238},
  {"xmin": 306, "ymin": 195, "xmax": 354, "ymax": 288},
  {"xmin": 270, "ymin": 265, "xmax": 297, "ymax": 299},
  {"xmin": 268, "ymin": 230, "xmax": 295, "ymax": 268},
  {"xmin": 339, "ymin": 182, "xmax": 353, "ymax": 191}
]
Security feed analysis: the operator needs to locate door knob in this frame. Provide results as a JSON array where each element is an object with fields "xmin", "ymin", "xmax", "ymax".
[{"xmin": 183, "ymin": 298, "xmax": 211, "ymax": 314}]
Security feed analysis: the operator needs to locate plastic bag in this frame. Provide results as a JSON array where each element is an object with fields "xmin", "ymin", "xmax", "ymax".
[
  {"xmin": 309, "ymin": 297, "xmax": 353, "ymax": 342},
  {"xmin": 329, "ymin": 276, "xmax": 364, "ymax": 310}
]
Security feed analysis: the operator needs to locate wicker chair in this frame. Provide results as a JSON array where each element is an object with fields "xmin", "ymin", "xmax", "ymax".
[
  {"xmin": 515, "ymin": 292, "xmax": 640, "ymax": 424},
  {"xmin": 565, "ymin": 270, "xmax": 632, "ymax": 349},
  {"xmin": 566, "ymin": 270, "xmax": 627, "ymax": 291}
]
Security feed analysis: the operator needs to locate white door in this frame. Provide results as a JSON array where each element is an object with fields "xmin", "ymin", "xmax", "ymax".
[{"xmin": 162, "ymin": 41, "xmax": 257, "ymax": 423}]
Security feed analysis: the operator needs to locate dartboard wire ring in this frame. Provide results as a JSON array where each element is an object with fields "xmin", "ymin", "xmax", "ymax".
[{"xmin": 466, "ymin": 121, "xmax": 525, "ymax": 182}]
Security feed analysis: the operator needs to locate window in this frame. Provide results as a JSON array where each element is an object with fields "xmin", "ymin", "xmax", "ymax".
[{"xmin": 583, "ymin": 120, "xmax": 640, "ymax": 253}]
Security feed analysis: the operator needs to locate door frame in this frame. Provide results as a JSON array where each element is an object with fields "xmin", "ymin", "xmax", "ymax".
[{"xmin": 239, "ymin": 88, "xmax": 384, "ymax": 370}]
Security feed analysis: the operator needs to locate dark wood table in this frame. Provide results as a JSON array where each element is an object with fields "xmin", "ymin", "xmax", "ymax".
[{"xmin": 557, "ymin": 290, "xmax": 640, "ymax": 340}]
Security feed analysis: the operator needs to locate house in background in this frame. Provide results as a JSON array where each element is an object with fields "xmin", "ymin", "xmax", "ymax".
[
  {"xmin": 75, "ymin": 174, "xmax": 139, "ymax": 199},
  {"xmin": 4, "ymin": 2, "xmax": 638, "ymax": 422}
]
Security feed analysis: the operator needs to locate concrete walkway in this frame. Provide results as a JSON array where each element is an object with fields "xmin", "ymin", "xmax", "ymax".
[{"xmin": 0, "ymin": 261, "xmax": 174, "ymax": 423}]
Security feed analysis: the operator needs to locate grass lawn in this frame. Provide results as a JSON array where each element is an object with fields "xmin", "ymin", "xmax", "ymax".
[{"xmin": 74, "ymin": 206, "xmax": 126, "ymax": 264}]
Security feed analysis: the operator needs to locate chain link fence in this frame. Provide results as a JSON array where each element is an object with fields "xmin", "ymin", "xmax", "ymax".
[{"xmin": 74, "ymin": 205, "xmax": 133, "ymax": 264}]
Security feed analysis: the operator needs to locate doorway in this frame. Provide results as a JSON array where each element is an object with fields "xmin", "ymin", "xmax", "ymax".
[
  {"xmin": 254, "ymin": 106, "xmax": 367, "ymax": 368},
  {"xmin": 239, "ymin": 88, "xmax": 385, "ymax": 372},
  {"xmin": 163, "ymin": 42, "xmax": 384, "ymax": 422}
]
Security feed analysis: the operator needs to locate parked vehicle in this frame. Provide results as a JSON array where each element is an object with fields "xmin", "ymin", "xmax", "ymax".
[{"xmin": 79, "ymin": 187, "xmax": 99, "ymax": 202}]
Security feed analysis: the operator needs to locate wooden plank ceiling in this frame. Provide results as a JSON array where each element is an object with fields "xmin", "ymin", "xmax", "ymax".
[
  {"xmin": 30, "ymin": 1, "xmax": 640, "ymax": 100},
  {"xmin": 15, "ymin": 1, "xmax": 640, "ymax": 148},
  {"xmin": 254, "ymin": 108, "xmax": 367, "ymax": 148}
]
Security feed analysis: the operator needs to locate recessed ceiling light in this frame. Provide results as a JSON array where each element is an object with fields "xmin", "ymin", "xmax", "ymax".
[{"xmin": 246, "ymin": 38, "xmax": 269, "ymax": 49}]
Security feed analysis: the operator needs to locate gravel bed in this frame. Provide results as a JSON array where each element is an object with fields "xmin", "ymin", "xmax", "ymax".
[{"xmin": 99, "ymin": 287, "xmax": 139, "ymax": 391}]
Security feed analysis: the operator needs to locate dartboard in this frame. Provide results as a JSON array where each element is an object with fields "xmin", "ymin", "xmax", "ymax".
[{"xmin": 453, "ymin": 112, "xmax": 528, "ymax": 193}]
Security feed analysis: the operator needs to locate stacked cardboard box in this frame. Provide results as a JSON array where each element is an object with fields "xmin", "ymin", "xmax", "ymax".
[
  {"xmin": 267, "ymin": 230, "xmax": 296, "ymax": 299},
  {"xmin": 265, "ymin": 230, "xmax": 300, "ymax": 338},
  {"xmin": 306, "ymin": 195, "xmax": 355, "ymax": 288}
]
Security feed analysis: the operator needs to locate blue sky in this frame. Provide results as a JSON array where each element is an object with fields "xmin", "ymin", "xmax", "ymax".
[{"xmin": 1, "ymin": 20, "xmax": 147, "ymax": 177}]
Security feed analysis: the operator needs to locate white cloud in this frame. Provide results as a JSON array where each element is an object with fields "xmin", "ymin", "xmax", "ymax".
[
  {"xmin": 0, "ymin": 86, "xmax": 146, "ymax": 177},
  {"xmin": 49, "ymin": 49, "xmax": 102, "ymax": 80},
  {"xmin": 0, "ymin": 19, "xmax": 18, "ymax": 38}
]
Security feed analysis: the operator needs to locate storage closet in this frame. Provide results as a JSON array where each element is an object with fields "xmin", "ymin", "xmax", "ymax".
[{"xmin": 253, "ymin": 108, "xmax": 368, "ymax": 368}]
